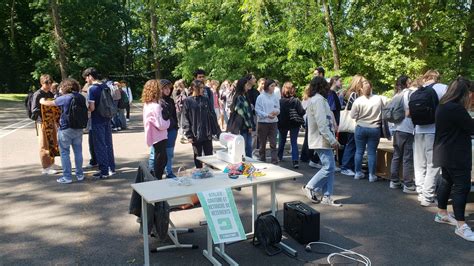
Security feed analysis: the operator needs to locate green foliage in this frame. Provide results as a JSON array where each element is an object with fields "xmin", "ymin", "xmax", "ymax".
[{"xmin": 0, "ymin": 0, "xmax": 472, "ymax": 94}]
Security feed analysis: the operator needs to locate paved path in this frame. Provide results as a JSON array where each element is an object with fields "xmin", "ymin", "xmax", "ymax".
[{"xmin": 0, "ymin": 101, "xmax": 472, "ymax": 265}]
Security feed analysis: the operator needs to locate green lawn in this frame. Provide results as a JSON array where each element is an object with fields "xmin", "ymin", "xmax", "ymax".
[{"xmin": 0, "ymin": 93, "xmax": 27, "ymax": 102}]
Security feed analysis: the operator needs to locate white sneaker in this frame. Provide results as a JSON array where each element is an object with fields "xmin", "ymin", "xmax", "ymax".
[
  {"xmin": 126, "ymin": 119, "xmax": 130, "ymax": 122},
  {"xmin": 390, "ymin": 181, "xmax": 402, "ymax": 189},
  {"xmin": 455, "ymin": 224, "xmax": 474, "ymax": 241},
  {"xmin": 320, "ymin": 196, "xmax": 342, "ymax": 207},
  {"xmin": 77, "ymin": 175, "xmax": 85, "ymax": 181},
  {"xmin": 340, "ymin": 169, "xmax": 355, "ymax": 176},
  {"xmin": 420, "ymin": 199, "xmax": 437, "ymax": 207},
  {"xmin": 369, "ymin": 174, "xmax": 378, "ymax": 182},
  {"xmin": 434, "ymin": 213, "xmax": 457, "ymax": 226},
  {"xmin": 301, "ymin": 186, "xmax": 320, "ymax": 203},
  {"xmin": 334, "ymin": 167, "xmax": 341, "ymax": 172},
  {"xmin": 403, "ymin": 185, "xmax": 417, "ymax": 194},
  {"xmin": 309, "ymin": 161, "xmax": 322, "ymax": 168},
  {"xmin": 109, "ymin": 169, "xmax": 116, "ymax": 176},
  {"xmin": 417, "ymin": 194, "xmax": 423, "ymax": 202},
  {"xmin": 42, "ymin": 167, "xmax": 57, "ymax": 175},
  {"xmin": 354, "ymin": 172, "xmax": 365, "ymax": 180}
]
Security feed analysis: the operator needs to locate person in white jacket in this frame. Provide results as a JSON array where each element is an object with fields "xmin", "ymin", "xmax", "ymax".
[{"xmin": 302, "ymin": 76, "xmax": 342, "ymax": 207}]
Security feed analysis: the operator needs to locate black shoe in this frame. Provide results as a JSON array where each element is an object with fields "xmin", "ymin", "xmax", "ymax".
[
  {"xmin": 293, "ymin": 161, "xmax": 299, "ymax": 169},
  {"xmin": 92, "ymin": 172, "xmax": 109, "ymax": 179}
]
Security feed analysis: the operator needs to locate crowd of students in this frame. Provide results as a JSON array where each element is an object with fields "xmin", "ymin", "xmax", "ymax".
[{"xmin": 30, "ymin": 67, "xmax": 473, "ymax": 242}]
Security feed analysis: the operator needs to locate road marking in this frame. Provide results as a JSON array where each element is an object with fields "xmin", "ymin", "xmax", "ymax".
[
  {"xmin": 0, "ymin": 118, "xmax": 31, "ymax": 131},
  {"xmin": 0, "ymin": 119, "xmax": 34, "ymax": 139}
]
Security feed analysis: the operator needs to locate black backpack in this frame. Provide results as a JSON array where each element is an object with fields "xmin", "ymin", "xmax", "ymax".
[
  {"xmin": 408, "ymin": 84, "xmax": 439, "ymax": 125},
  {"xmin": 25, "ymin": 91, "xmax": 36, "ymax": 120},
  {"xmin": 68, "ymin": 93, "xmax": 88, "ymax": 129},
  {"xmin": 118, "ymin": 89, "xmax": 129, "ymax": 109},
  {"xmin": 97, "ymin": 84, "xmax": 117, "ymax": 119}
]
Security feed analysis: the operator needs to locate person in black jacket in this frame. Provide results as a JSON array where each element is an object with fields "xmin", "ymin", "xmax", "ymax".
[
  {"xmin": 160, "ymin": 79, "xmax": 179, "ymax": 178},
  {"xmin": 277, "ymin": 82, "xmax": 305, "ymax": 168},
  {"xmin": 433, "ymin": 77, "xmax": 474, "ymax": 242},
  {"xmin": 182, "ymin": 80, "xmax": 220, "ymax": 168}
]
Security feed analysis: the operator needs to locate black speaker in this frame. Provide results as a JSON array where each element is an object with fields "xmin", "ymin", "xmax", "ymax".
[{"xmin": 283, "ymin": 201, "xmax": 320, "ymax": 244}]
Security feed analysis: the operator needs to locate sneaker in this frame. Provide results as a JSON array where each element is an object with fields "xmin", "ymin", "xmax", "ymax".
[
  {"xmin": 92, "ymin": 172, "xmax": 109, "ymax": 179},
  {"xmin": 50, "ymin": 163, "xmax": 62, "ymax": 170},
  {"xmin": 56, "ymin": 177, "xmax": 72, "ymax": 184},
  {"xmin": 369, "ymin": 174, "xmax": 378, "ymax": 182},
  {"xmin": 109, "ymin": 169, "xmax": 116, "ymax": 176},
  {"xmin": 84, "ymin": 164, "xmax": 97, "ymax": 169},
  {"xmin": 455, "ymin": 224, "xmax": 474, "ymax": 241},
  {"xmin": 292, "ymin": 161, "xmax": 299, "ymax": 169},
  {"xmin": 309, "ymin": 161, "xmax": 322, "ymax": 168},
  {"xmin": 334, "ymin": 167, "xmax": 341, "ymax": 172},
  {"xmin": 340, "ymin": 169, "xmax": 355, "ymax": 176},
  {"xmin": 434, "ymin": 213, "xmax": 457, "ymax": 226},
  {"xmin": 420, "ymin": 199, "xmax": 437, "ymax": 207},
  {"xmin": 126, "ymin": 118, "xmax": 130, "ymax": 122},
  {"xmin": 354, "ymin": 172, "xmax": 365, "ymax": 180},
  {"xmin": 301, "ymin": 186, "xmax": 320, "ymax": 203},
  {"xmin": 418, "ymin": 194, "xmax": 423, "ymax": 202},
  {"xmin": 42, "ymin": 167, "xmax": 57, "ymax": 175},
  {"xmin": 403, "ymin": 185, "xmax": 417, "ymax": 194},
  {"xmin": 77, "ymin": 175, "xmax": 85, "ymax": 181},
  {"xmin": 166, "ymin": 173, "xmax": 177, "ymax": 179},
  {"xmin": 320, "ymin": 196, "xmax": 342, "ymax": 207},
  {"xmin": 112, "ymin": 127, "xmax": 118, "ymax": 131},
  {"xmin": 390, "ymin": 181, "xmax": 402, "ymax": 189}
]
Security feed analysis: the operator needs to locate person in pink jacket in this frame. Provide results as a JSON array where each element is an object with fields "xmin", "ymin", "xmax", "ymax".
[{"xmin": 142, "ymin": 79, "xmax": 170, "ymax": 179}]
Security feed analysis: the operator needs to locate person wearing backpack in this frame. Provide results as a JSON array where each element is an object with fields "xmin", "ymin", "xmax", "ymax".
[
  {"xmin": 30, "ymin": 74, "xmax": 58, "ymax": 175},
  {"xmin": 39, "ymin": 78, "xmax": 86, "ymax": 184},
  {"xmin": 388, "ymin": 75, "xmax": 417, "ymax": 193},
  {"xmin": 83, "ymin": 67, "xmax": 116, "ymax": 179},
  {"xmin": 120, "ymin": 80, "xmax": 133, "ymax": 122},
  {"xmin": 408, "ymin": 70, "xmax": 447, "ymax": 207}
]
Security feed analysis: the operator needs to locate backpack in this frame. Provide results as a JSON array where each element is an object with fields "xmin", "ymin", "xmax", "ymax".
[
  {"xmin": 175, "ymin": 93, "xmax": 186, "ymax": 113},
  {"xmin": 382, "ymin": 90, "xmax": 409, "ymax": 123},
  {"xmin": 408, "ymin": 84, "xmax": 439, "ymax": 125},
  {"xmin": 25, "ymin": 91, "xmax": 36, "ymax": 120},
  {"xmin": 67, "ymin": 93, "xmax": 88, "ymax": 129},
  {"xmin": 118, "ymin": 89, "xmax": 129, "ymax": 109},
  {"xmin": 97, "ymin": 84, "xmax": 117, "ymax": 119}
]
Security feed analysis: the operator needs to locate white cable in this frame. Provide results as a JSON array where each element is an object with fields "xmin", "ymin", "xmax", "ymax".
[{"xmin": 306, "ymin": 241, "xmax": 371, "ymax": 266}]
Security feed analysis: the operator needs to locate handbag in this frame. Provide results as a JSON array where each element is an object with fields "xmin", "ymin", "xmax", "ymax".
[
  {"xmin": 338, "ymin": 93, "xmax": 356, "ymax": 133},
  {"xmin": 226, "ymin": 111, "xmax": 244, "ymax": 134}
]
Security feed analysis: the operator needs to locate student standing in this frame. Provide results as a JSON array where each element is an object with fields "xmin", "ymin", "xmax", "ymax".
[
  {"xmin": 40, "ymin": 78, "xmax": 85, "ymax": 184},
  {"xmin": 302, "ymin": 77, "xmax": 341, "ymax": 206},
  {"xmin": 161, "ymin": 79, "xmax": 178, "ymax": 178},
  {"xmin": 255, "ymin": 79, "xmax": 280, "ymax": 164},
  {"xmin": 120, "ymin": 81, "xmax": 133, "ymax": 122},
  {"xmin": 432, "ymin": 77, "xmax": 474, "ymax": 241},
  {"xmin": 142, "ymin": 79, "xmax": 170, "ymax": 179}
]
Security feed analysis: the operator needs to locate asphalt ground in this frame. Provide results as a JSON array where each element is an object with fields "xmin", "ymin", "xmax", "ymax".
[{"xmin": 0, "ymin": 101, "xmax": 473, "ymax": 265}]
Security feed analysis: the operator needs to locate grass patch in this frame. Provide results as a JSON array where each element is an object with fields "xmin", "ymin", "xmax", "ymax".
[{"xmin": 0, "ymin": 94, "xmax": 27, "ymax": 102}]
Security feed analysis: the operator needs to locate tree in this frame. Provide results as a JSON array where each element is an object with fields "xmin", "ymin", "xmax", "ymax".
[
  {"xmin": 49, "ymin": 0, "xmax": 67, "ymax": 79},
  {"xmin": 149, "ymin": 0, "xmax": 160, "ymax": 79},
  {"xmin": 321, "ymin": 0, "xmax": 340, "ymax": 70}
]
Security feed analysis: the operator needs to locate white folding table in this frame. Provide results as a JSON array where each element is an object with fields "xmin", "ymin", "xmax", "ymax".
[{"xmin": 132, "ymin": 157, "xmax": 303, "ymax": 265}]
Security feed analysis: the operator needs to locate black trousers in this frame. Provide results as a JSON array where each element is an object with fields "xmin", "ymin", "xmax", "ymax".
[
  {"xmin": 125, "ymin": 104, "xmax": 130, "ymax": 119},
  {"xmin": 192, "ymin": 140, "xmax": 213, "ymax": 168},
  {"xmin": 437, "ymin": 167, "xmax": 471, "ymax": 221},
  {"xmin": 88, "ymin": 129, "xmax": 97, "ymax": 165},
  {"xmin": 153, "ymin": 139, "xmax": 168, "ymax": 180},
  {"xmin": 300, "ymin": 125, "xmax": 319, "ymax": 163}
]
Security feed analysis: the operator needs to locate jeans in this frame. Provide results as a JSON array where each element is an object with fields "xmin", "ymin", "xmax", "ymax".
[
  {"xmin": 257, "ymin": 122, "xmax": 278, "ymax": 163},
  {"xmin": 437, "ymin": 168, "xmax": 471, "ymax": 221},
  {"xmin": 240, "ymin": 129, "xmax": 253, "ymax": 158},
  {"xmin": 192, "ymin": 140, "xmax": 213, "ymax": 168},
  {"xmin": 91, "ymin": 121, "xmax": 115, "ymax": 175},
  {"xmin": 112, "ymin": 100, "xmax": 122, "ymax": 128},
  {"xmin": 58, "ymin": 128, "xmax": 84, "ymax": 180},
  {"xmin": 278, "ymin": 127, "xmax": 300, "ymax": 161},
  {"xmin": 306, "ymin": 149, "xmax": 335, "ymax": 196},
  {"xmin": 340, "ymin": 133, "xmax": 355, "ymax": 171},
  {"xmin": 354, "ymin": 126, "xmax": 380, "ymax": 175},
  {"xmin": 166, "ymin": 129, "xmax": 178, "ymax": 176},
  {"xmin": 390, "ymin": 131, "xmax": 414, "ymax": 186},
  {"xmin": 414, "ymin": 133, "xmax": 439, "ymax": 201}
]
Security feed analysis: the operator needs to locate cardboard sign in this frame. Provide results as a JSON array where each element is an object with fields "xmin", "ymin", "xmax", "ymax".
[{"xmin": 198, "ymin": 188, "xmax": 246, "ymax": 244}]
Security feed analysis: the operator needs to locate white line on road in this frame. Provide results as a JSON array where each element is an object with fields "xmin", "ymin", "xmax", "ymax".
[
  {"xmin": 0, "ymin": 118, "xmax": 31, "ymax": 131},
  {"xmin": 0, "ymin": 120, "xmax": 34, "ymax": 139}
]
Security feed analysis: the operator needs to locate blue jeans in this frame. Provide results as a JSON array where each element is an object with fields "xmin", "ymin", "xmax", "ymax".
[
  {"xmin": 240, "ymin": 129, "xmax": 253, "ymax": 158},
  {"xmin": 58, "ymin": 128, "xmax": 84, "ymax": 180},
  {"xmin": 306, "ymin": 149, "xmax": 335, "ymax": 196},
  {"xmin": 91, "ymin": 121, "xmax": 115, "ymax": 175},
  {"xmin": 166, "ymin": 129, "xmax": 178, "ymax": 176},
  {"xmin": 278, "ymin": 127, "xmax": 300, "ymax": 161},
  {"xmin": 354, "ymin": 126, "xmax": 380, "ymax": 175},
  {"xmin": 340, "ymin": 133, "xmax": 356, "ymax": 171}
]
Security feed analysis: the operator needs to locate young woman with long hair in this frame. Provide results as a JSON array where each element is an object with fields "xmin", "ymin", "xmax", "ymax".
[
  {"xmin": 142, "ymin": 79, "xmax": 170, "ymax": 179},
  {"xmin": 277, "ymin": 81, "xmax": 305, "ymax": 168},
  {"xmin": 350, "ymin": 76, "xmax": 384, "ymax": 182},
  {"xmin": 432, "ymin": 77, "xmax": 474, "ymax": 241}
]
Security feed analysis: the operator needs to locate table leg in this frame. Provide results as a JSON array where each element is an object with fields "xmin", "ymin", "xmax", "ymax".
[
  {"xmin": 141, "ymin": 197, "xmax": 150, "ymax": 266},
  {"xmin": 202, "ymin": 226, "xmax": 221, "ymax": 266},
  {"xmin": 215, "ymin": 243, "xmax": 238, "ymax": 266},
  {"xmin": 271, "ymin": 182, "xmax": 276, "ymax": 216},
  {"xmin": 251, "ymin": 185, "xmax": 257, "ymax": 236}
]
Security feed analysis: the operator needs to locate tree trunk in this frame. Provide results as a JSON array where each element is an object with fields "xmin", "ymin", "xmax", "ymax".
[
  {"xmin": 321, "ymin": 0, "xmax": 340, "ymax": 70},
  {"xmin": 150, "ymin": 1, "xmax": 160, "ymax": 79},
  {"xmin": 50, "ymin": 0, "xmax": 67, "ymax": 79},
  {"xmin": 459, "ymin": 1, "xmax": 473, "ymax": 76}
]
